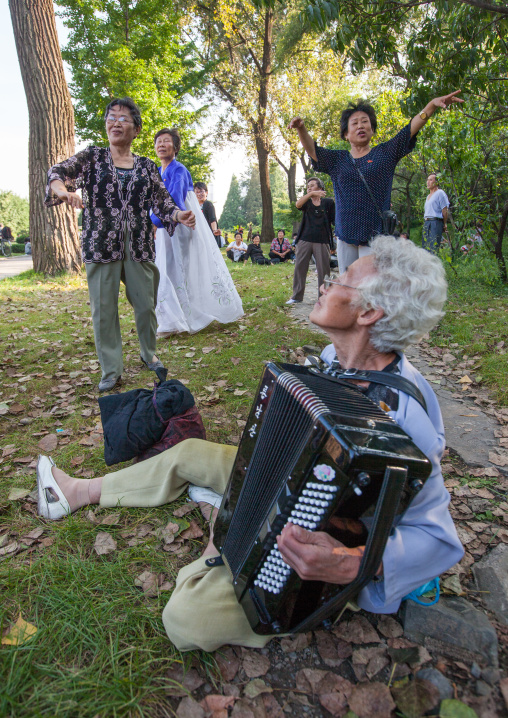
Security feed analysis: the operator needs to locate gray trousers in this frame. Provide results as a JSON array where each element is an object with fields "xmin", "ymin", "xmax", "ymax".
[
  {"xmin": 85, "ymin": 238, "xmax": 159, "ymax": 382},
  {"xmin": 336, "ymin": 240, "xmax": 373, "ymax": 274},
  {"xmin": 423, "ymin": 219, "xmax": 444, "ymax": 253},
  {"xmin": 291, "ymin": 240, "xmax": 330, "ymax": 301}
]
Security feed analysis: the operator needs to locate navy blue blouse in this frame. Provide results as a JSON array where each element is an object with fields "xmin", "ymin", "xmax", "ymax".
[{"xmin": 312, "ymin": 123, "xmax": 417, "ymax": 246}]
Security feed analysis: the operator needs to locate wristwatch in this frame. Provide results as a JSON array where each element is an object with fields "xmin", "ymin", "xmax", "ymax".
[{"xmin": 419, "ymin": 110, "xmax": 428, "ymax": 120}]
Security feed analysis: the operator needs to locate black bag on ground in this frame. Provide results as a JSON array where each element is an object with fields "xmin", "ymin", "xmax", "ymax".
[{"xmin": 98, "ymin": 379, "xmax": 195, "ymax": 466}]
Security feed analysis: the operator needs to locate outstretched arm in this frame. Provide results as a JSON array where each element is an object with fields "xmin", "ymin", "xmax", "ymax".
[
  {"xmin": 410, "ymin": 90, "xmax": 464, "ymax": 137},
  {"xmin": 289, "ymin": 117, "xmax": 318, "ymax": 161}
]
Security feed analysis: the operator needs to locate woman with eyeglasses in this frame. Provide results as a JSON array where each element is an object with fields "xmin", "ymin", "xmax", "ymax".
[
  {"xmin": 45, "ymin": 97, "xmax": 195, "ymax": 392},
  {"xmin": 150, "ymin": 128, "xmax": 243, "ymax": 337}
]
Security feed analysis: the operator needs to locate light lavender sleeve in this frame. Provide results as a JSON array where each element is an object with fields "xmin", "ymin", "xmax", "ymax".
[{"xmin": 319, "ymin": 345, "xmax": 464, "ymax": 613}]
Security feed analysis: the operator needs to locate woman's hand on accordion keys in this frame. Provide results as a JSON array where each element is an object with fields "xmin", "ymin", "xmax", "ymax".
[{"xmin": 277, "ymin": 523, "xmax": 367, "ymax": 585}]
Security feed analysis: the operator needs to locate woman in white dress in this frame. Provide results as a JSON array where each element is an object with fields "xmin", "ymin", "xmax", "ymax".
[{"xmin": 150, "ymin": 128, "xmax": 244, "ymax": 336}]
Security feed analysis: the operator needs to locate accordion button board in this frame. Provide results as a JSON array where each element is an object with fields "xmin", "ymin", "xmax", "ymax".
[{"xmin": 211, "ymin": 362, "xmax": 432, "ymax": 635}]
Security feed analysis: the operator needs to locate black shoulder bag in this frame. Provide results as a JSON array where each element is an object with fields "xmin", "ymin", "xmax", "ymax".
[{"xmin": 350, "ymin": 154, "xmax": 398, "ymax": 237}]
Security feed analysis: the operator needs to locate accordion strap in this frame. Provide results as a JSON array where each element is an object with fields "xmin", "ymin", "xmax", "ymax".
[{"xmin": 334, "ymin": 368, "xmax": 428, "ymax": 414}]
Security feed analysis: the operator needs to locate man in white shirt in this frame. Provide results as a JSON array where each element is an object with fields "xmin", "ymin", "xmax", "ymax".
[{"xmin": 423, "ymin": 173, "xmax": 450, "ymax": 253}]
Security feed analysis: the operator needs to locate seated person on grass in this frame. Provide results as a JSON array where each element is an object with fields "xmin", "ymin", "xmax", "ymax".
[
  {"xmin": 243, "ymin": 233, "xmax": 272, "ymax": 265},
  {"xmin": 226, "ymin": 232, "xmax": 248, "ymax": 262},
  {"xmin": 269, "ymin": 229, "xmax": 293, "ymax": 263},
  {"xmin": 36, "ymin": 235, "xmax": 464, "ymax": 653}
]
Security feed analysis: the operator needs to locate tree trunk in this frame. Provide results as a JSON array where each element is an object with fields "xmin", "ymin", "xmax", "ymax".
[
  {"xmin": 9, "ymin": 0, "xmax": 81, "ymax": 275},
  {"xmin": 495, "ymin": 198, "xmax": 508, "ymax": 283},
  {"xmin": 287, "ymin": 161, "xmax": 297, "ymax": 204},
  {"xmin": 256, "ymin": 134, "xmax": 274, "ymax": 243},
  {"xmin": 256, "ymin": 9, "xmax": 275, "ymax": 244}
]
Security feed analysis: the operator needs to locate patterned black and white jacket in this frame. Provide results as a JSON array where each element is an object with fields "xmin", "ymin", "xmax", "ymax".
[{"xmin": 46, "ymin": 145, "xmax": 178, "ymax": 263}]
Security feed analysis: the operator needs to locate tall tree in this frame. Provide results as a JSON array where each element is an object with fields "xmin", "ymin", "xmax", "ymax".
[
  {"xmin": 219, "ymin": 175, "xmax": 245, "ymax": 228},
  {"xmin": 0, "ymin": 191, "xmax": 30, "ymax": 237},
  {"xmin": 56, "ymin": 0, "xmax": 211, "ymax": 177},
  {"xmin": 9, "ymin": 0, "xmax": 81, "ymax": 274},
  {"xmin": 188, "ymin": 0, "xmax": 277, "ymax": 241}
]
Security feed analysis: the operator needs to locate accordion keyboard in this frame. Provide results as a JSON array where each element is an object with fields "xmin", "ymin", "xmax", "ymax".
[{"xmin": 254, "ymin": 479, "xmax": 340, "ymax": 594}]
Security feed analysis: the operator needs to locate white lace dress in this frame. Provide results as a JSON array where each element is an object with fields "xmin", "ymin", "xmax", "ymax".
[{"xmin": 155, "ymin": 190, "xmax": 244, "ymax": 334}]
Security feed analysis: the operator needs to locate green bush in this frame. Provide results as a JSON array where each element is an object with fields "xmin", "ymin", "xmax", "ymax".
[
  {"xmin": 442, "ymin": 244, "xmax": 503, "ymax": 288},
  {"xmin": 11, "ymin": 243, "xmax": 26, "ymax": 254}
]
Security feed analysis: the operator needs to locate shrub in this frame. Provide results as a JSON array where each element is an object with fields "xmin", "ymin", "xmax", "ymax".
[{"xmin": 11, "ymin": 243, "xmax": 26, "ymax": 254}]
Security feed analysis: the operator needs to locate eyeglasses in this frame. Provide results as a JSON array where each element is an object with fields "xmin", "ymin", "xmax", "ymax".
[
  {"xmin": 106, "ymin": 115, "xmax": 134, "ymax": 124},
  {"xmin": 323, "ymin": 274, "xmax": 361, "ymax": 291}
]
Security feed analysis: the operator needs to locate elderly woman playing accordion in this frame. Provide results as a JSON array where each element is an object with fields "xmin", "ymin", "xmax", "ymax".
[{"xmin": 35, "ymin": 235, "xmax": 463, "ymax": 652}]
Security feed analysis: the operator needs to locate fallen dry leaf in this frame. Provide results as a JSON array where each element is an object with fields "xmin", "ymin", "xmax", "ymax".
[
  {"xmin": 231, "ymin": 357, "xmax": 241, "ymax": 365},
  {"xmin": 176, "ymin": 696, "xmax": 205, "ymax": 718},
  {"xmin": 93, "ymin": 531, "xmax": 117, "ymax": 555},
  {"xmin": 37, "ymin": 433, "xmax": 58, "ymax": 452},
  {"xmin": 0, "ymin": 541, "xmax": 19, "ymax": 557},
  {"xmin": 2, "ymin": 445, "xmax": 17, "ymax": 458},
  {"xmin": 244, "ymin": 679, "xmax": 273, "ymax": 699},
  {"xmin": 215, "ymin": 647, "xmax": 241, "ymax": 681},
  {"xmin": 319, "ymin": 691, "xmax": 348, "ymax": 717},
  {"xmin": 457, "ymin": 375, "xmax": 472, "ymax": 384},
  {"xmin": 200, "ymin": 695, "xmax": 236, "ymax": 713},
  {"xmin": 202, "ymin": 346, "xmax": 215, "ymax": 354},
  {"xmin": 173, "ymin": 502, "xmax": 197, "ymax": 517},
  {"xmin": 242, "ymin": 650, "xmax": 270, "ymax": 678},
  {"xmin": 8, "ymin": 488, "xmax": 31, "ymax": 501},
  {"xmin": 500, "ymin": 677, "xmax": 508, "ymax": 711},
  {"xmin": 1, "ymin": 614, "xmax": 37, "ymax": 645},
  {"xmin": 377, "ymin": 615, "xmax": 403, "ymax": 638},
  {"xmin": 391, "ymin": 677, "xmax": 440, "ymax": 717},
  {"xmin": 101, "ymin": 513, "xmax": 120, "ymax": 526},
  {"xmin": 315, "ymin": 630, "xmax": 344, "ymax": 667},
  {"xmin": 166, "ymin": 664, "xmax": 205, "ymax": 696},
  {"xmin": 180, "ymin": 520, "xmax": 204, "ymax": 540},
  {"xmin": 134, "ymin": 571, "xmax": 159, "ymax": 596},
  {"xmin": 280, "ymin": 632, "xmax": 312, "ymax": 653},
  {"xmin": 22, "ymin": 528, "xmax": 45, "ymax": 540},
  {"xmin": 8, "ymin": 403, "xmax": 24, "ymax": 415},
  {"xmin": 489, "ymin": 452, "xmax": 508, "ymax": 467},
  {"xmin": 348, "ymin": 682, "xmax": 396, "ymax": 718},
  {"xmin": 332, "ymin": 615, "xmax": 380, "ymax": 644},
  {"xmin": 70, "ymin": 455, "xmax": 85, "ymax": 467}
]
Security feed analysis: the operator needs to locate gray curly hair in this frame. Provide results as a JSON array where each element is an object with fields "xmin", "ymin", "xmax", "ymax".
[{"xmin": 354, "ymin": 235, "xmax": 447, "ymax": 353}]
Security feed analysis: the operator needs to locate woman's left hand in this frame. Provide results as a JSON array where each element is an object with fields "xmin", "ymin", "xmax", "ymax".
[
  {"xmin": 178, "ymin": 210, "xmax": 196, "ymax": 229},
  {"xmin": 431, "ymin": 90, "xmax": 464, "ymax": 110}
]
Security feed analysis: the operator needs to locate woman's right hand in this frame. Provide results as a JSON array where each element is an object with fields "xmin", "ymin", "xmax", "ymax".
[
  {"xmin": 289, "ymin": 117, "xmax": 305, "ymax": 130},
  {"xmin": 310, "ymin": 190, "xmax": 326, "ymax": 198},
  {"xmin": 59, "ymin": 191, "xmax": 83, "ymax": 209}
]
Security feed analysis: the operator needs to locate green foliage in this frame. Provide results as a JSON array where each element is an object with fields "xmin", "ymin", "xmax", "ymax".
[
  {"xmin": 0, "ymin": 191, "xmax": 29, "ymax": 236},
  {"xmin": 10, "ymin": 243, "xmax": 26, "ymax": 254},
  {"xmin": 56, "ymin": 0, "xmax": 211, "ymax": 178},
  {"xmin": 219, "ymin": 175, "xmax": 244, "ymax": 228}
]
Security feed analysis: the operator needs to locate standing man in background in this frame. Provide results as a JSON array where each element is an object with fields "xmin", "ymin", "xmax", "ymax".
[{"xmin": 423, "ymin": 173, "xmax": 449, "ymax": 253}]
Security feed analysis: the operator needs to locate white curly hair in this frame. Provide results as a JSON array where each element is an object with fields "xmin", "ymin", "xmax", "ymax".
[{"xmin": 354, "ymin": 235, "xmax": 447, "ymax": 353}]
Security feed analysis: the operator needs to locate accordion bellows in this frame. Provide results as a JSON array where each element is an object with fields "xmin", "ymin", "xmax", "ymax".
[{"xmin": 212, "ymin": 363, "xmax": 432, "ymax": 635}]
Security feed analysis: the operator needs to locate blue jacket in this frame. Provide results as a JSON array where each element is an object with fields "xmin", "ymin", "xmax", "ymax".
[{"xmin": 150, "ymin": 159, "xmax": 193, "ymax": 227}]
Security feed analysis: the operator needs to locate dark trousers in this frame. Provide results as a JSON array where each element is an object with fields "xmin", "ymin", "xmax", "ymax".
[
  {"xmin": 423, "ymin": 219, "xmax": 444, "ymax": 253},
  {"xmin": 226, "ymin": 250, "xmax": 246, "ymax": 262},
  {"xmin": 269, "ymin": 251, "xmax": 291, "ymax": 262},
  {"xmin": 291, "ymin": 241, "xmax": 330, "ymax": 301}
]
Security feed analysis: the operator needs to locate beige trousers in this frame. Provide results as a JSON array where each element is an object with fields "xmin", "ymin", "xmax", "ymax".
[{"xmin": 100, "ymin": 439, "xmax": 271, "ymax": 652}]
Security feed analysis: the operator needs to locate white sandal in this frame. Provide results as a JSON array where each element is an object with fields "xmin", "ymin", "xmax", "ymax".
[
  {"xmin": 37, "ymin": 455, "xmax": 71, "ymax": 520},
  {"xmin": 188, "ymin": 485, "xmax": 223, "ymax": 509}
]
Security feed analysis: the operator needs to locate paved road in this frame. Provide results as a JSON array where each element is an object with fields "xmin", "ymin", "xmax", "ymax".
[
  {"xmin": 0, "ymin": 254, "xmax": 33, "ymax": 279},
  {"xmin": 288, "ymin": 272, "xmax": 505, "ymax": 473}
]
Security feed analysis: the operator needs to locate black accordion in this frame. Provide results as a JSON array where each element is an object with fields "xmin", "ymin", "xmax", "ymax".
[{"xmin": 210, "ymin": 363, "xmax": 431, "ymax": 635}]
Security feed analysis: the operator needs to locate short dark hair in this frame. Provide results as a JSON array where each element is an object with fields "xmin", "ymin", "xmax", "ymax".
[
  {"xmin": 234, "ymin": 231, "xmax": 243, "ymax": 239},
  {"xmin": 428, "ymin": 172, "xmax": 438, "ymax": 183},
  {"xmin": 340, "ymin": 101, "xmax": 377, "ymax": 140},
  {"xmin": 252, "ymin": 233, "xmax": 261, "ymax": 241},
  {"xmin": 277, "ymin": 228, "xmax": 285, "ymax": 234},
  {"xmin": 104, "ymin": 97, "xmax": 142, "ymax": 129},
  {"xmin": 194, "ymin": 182, "xmax": 208, "ymax": 192},
  {"xmin": 154, "ymin": 127, "xmax": 181, "ymax": 155},
  {"xmin": 306, "ymin": 176, "xmax": 324, "ymax": 190}
]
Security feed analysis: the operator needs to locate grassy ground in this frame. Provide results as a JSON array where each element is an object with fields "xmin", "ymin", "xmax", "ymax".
[
  {"xmin": 0, "ymin": 251, "xmax": 507, "ymax": 716},
  {"xmin": 0, "ymin": 258, "xmax": 325, "ymax": 717}
]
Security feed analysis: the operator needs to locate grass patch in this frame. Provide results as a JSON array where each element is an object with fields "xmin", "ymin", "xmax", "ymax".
[
  {"xmin": 0, "ymin": 251, "xmax": 506, "ymax": 715},
  {"xmin": 0, "ymin": 258, "xmax": 325, "ymax": 716}
]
